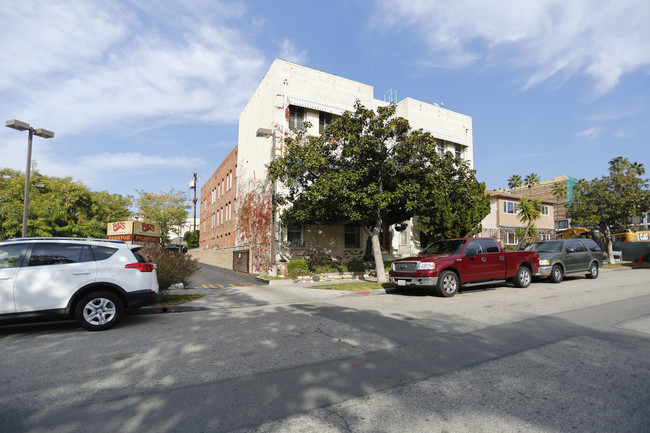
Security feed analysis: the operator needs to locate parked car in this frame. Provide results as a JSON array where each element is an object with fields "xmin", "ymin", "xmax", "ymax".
[
  {"xmin": 165, "ymin": 243, "xmax": 187, "ymax": 253},
  {"xmin": 389, "ymin": 238, "xmax": 539, "ymax": 297},
  {"xmin": 0, "ymin": 237, "xmax": 159, "ymax": 331},
  {"xmin": 526, "ymin": 238, "xmax": 604, "ymax": 283}
]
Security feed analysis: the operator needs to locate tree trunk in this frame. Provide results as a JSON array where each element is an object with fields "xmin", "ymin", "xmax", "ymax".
[
  {"xmin": 605, "ymin": 225, "xmax": 615, "ymax": 265},
  {"xmin": 371, "ymin": 226, "xmax": 387, "ymax": 283}
]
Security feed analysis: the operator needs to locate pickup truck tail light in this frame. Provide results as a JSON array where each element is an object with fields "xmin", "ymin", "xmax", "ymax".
[{"xmin": 126, "ymin": 263, "xmax": 155, "ymax": 272}]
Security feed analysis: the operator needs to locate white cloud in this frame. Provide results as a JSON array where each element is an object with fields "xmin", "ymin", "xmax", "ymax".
[
  {"xmin": 576, "ymin": 126, "xmax": 603, "ymax": 140},
  {"xmin": 278, "ymin": 39, "xmax": 308, "ymax": 65},
  {"xmin": 0, "ymin": 0, "xmax": 266, "ymax": 136},
  {"xmin": 371, "ymin": 0, "xmax": 650, "ymax": 95}
]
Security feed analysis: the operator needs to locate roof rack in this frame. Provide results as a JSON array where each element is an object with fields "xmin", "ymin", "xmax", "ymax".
[{"xmin": 1, "ymin": 237, "xmax": 125, "ymax": 244}]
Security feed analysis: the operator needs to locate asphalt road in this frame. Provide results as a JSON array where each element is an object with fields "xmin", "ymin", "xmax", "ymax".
[{"xmin": 1, "ymin": 267, "xmax": 649, "ymax": 432}]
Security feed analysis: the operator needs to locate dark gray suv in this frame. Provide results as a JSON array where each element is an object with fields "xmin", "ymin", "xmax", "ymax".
[{"xmin": 526, "ymin": 238, "xmax": 604, "ymax": 283}]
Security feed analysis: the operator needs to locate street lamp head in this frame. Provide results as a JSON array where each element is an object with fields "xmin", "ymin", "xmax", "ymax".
[
  {"xmin": 34, "ymin": 128, "xmax": 54, "ymax": 139},
  {"xmin": 6, "ymin": 119, "xmax": 30, "ymax": 131}
]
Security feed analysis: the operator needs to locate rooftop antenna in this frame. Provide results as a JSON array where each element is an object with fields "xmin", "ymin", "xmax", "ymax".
[{"xmin": 384, "ymin": 89, "xmax": 397, "ymax": 104}]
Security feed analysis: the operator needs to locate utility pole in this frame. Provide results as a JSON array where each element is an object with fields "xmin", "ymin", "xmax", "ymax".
[{"xmin": 190, "ymin": 172, "xmax": 198, "ymax": 232}]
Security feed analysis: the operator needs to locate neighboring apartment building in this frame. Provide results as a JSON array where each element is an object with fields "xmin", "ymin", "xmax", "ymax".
[
  {"xmin": 509, "ymin": 175, "xmax": 577, "ymax": 230},
  {"xmin": 202, "ymin": 59, "xmax": 474, "ymax": 267},
  {"xmin": 199, "ymin": 147, "xmax": 237, "ymax": 248},
  {"xmin": 480, "ymin": 190, "xmax": 555, "ymax": 247}
]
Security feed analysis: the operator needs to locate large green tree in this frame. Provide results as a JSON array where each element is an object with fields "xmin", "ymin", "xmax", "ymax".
[
  {"xmin": 135, "ymin": 189, "xmax": 189, "ymax": 244},
  {"xmin": 0, "ymin": 168, "xmax": 132, "ymax": 240},
  {"xmin": 567, "ymin": 157, "xmax": 650, "ymax": 263},
  {"xmin": 268, "ymin": 102, "xmax": 489, "ymax": 283}
]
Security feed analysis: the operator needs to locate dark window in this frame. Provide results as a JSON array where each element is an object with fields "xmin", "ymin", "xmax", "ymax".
[
  {"xmin": 289, "ymin": 106, "xmax": 305, "ymax": 131},
  {"xmin": 479, "ymin": 239, "xmax": 500, "ymax": 253},
  {"xmin": 0, "ymin": 244, "xmax": 25, "ymax": 268},
  {"xmin": 455, "ymin": 144, "xmax": 462, "ymax": 159},
  {"xmin": 79, "ymin": 246, "xmax": 93, "ymax": 262},
  {"xmin": 131, "ymin": 248, "xmax": 148, "ymax": 263},
  {"xmin": 581, "ymin": 239, "xmax": 602, "ymax": 252},
  {"xmin": 91, "ymin": 245, "xmax": 119, "ymax": 261},
  {"xmin": 465, "ymin": 239, "xmax": 482, "ymax": 254},
  {"xmin": 344, "ymin": 225, "xmax": 360, "ymax": 248},
  {"xmin": 287, "ymin": 225, "xmax": 304, "ymax": 247},
  {"xmin": 319, "ymin": 112, "xmax": 333, "ymax": 134},
  {"xmin": 28, "ymin": 243, "xmax": 84, "ymax": 266}
]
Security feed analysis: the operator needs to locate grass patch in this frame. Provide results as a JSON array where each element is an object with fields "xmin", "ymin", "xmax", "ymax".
[
  {"xmin": 154, "ymin": 294, "xmax": 205, "ymax": 306},
  {"xmin": 304, "ymin": 281, "xmax": 394, "ymax": 291},
  {"xmin": 259, "ymin": 275, "xmax": 285, "ymax": 280}
]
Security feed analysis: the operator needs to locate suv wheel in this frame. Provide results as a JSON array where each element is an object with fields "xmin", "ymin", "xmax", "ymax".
[
  {"xmin": 548, "ymin": 264, "xmax": 563, "ymax": 283},
  {"xmin": 75, "ymin": 291, "xmax": 124, "ymax": 331},
  {"xmin": 586, "ymin": 262, "xmax": 599, "ymax": 279},
  {"xmin": 514, "ymin": 266, "xmax": 532, "ymax": 288}
]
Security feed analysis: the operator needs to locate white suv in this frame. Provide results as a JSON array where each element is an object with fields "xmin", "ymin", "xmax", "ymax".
[{"xmin": 0, "ymin": 238, "xmax": 159, "ymax": 331}]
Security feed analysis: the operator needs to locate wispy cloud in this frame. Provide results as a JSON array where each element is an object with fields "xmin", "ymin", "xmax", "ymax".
[
  {"xmin": 576, "ymin": 126, "xmax": 603, "ymax": 140},
  {"xmin": 371, "ymin": 0, "xmax": 650, "ymax": 96},
  {"xmin": 0, "ymin": 0, "xmax": 266, "ymax": 136},
  {"xmin": 278, "ymin": 39, "xmax": 308, "ymax": 65}
]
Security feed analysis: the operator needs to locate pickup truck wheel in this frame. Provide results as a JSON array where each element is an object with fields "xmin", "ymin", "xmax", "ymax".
[
  {"xmin": 548, "ymin": 265, "xmax": 563, "ymax": 283},
  {"xmin": 514, "ymin": 266, "xmax": 532, "ymax": 288},
  {"xmin": 586, "ymin": 262, "xmax": 599, "ymax": 279},
  {"xmin": 434, "ymin": 271, "xmax": 459, "ymax": 297}
]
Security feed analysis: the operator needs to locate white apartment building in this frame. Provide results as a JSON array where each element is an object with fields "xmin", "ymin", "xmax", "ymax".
[{"xmin": 236, "ymin": 59, "xmax": 474, "ymax": 266}]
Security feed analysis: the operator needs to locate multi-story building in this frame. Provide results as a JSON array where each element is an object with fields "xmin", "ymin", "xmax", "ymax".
[
  {"xmin": 480, "ymin": 190, "xmax": 555, "ymax": 247},
  {"xmin": 199, "ymin": 147, "xmax": 237, "ymax": 248},
  {"xmin": 509, "ymin": 175, "xmax": 578, "ymax": 230},
  {"xmin": 201, "ymin": 59, "xmax": 474, "ymax": 269}
]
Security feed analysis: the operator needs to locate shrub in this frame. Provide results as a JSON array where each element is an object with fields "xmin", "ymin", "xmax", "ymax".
[
  {"xmin": 287, "ymin": 259, "xmax": 310, "ymax": 279},
  {"xmin": 346, "ymin": 261, "xmax": 366, "ymax": 273},
  {"xmin": 315, "ymin": 264, "xmax": 339, "ymax": 274},
  {"xmin": 141, "ymin": 244, "xmax": 200, "ymax": 295}
]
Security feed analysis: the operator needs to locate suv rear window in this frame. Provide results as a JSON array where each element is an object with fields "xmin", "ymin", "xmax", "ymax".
[
  {"xmin": 130, "ymin": 247, "xmax": 148, "ymax": 263},
  {"xmin": 581, "ymin": 239, "xmax": 602, "ymax": 252},
  {"xmin": 91, "ymin": 245, "xmax": 119, "ymax": 261},
  {"xmin": 28, "ymin": 243, "xmax": 93, "ymax": 266}
]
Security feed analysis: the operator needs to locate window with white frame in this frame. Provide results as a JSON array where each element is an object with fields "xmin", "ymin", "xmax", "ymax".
[
  {"xmin": 319, "ymin": 112, "xmax": 334, "ymax": 134},
  {"xmin": 287, "ymin": 225, "xmax": 304, "ymax": 247},
  {"xmin": 503, "ymin": 201, "xmax": 517, "ymax": 214},
  {"xmin": 505, "ymin": 232, "xmax": 518, "ymax": 245},
  {"xmin": 541, "ymin": 205, "xmax": 549, "ymax": 215},
  {"xmin": 289, "ymin": 106, "xmax": 305, "ymax": 131},
  {"xmin": 540, "ymin": 233, "xmax": 551, "ymax": 241},
  {"xmin": 455, "ymin": 144, "xmax": 462, "ymax": 159},
  {"xmin": 437, "ymin": 142, "xmax": 445, "ymax": 157}
]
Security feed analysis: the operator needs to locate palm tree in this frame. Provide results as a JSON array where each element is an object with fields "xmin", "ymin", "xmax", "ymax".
[
  {"xmin": 524, "ymin": 173, "xmax": 540, "ymax": 198},
  {"xmin": 517, "ymin": 197, "xmax": 542, "ymax": 247},
  {"xmin": 507, "ymin": 175, "xmax": 522, "ymax": 195},
  {"xmin": 551, "ymin": 181, "xmax": 567, "ymax": 227}
]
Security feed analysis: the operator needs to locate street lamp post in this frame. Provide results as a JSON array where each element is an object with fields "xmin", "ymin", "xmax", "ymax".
[{"xmin": 5, "ymin": 119, "xmax": 54, "ymax": 237}]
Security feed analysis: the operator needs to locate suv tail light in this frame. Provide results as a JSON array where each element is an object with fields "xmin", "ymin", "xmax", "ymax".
[{"xmin": 126, "ymin": 263, "xmax": 155, "ymax": 272}]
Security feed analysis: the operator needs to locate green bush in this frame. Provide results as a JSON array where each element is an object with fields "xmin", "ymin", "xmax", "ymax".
[
  {"xmin": 346, "ymin": 261, "xmax": 366, "ymax": 273},
  {"xmin": 315, "ymin": 264, "xmax": 339, "ymax": 274},
  {"xmin": 383, "ymin": 260, "xmax": 393, "ymax": 271},
  {"xmin": 287, "ymin": 259, "xmax": 310, "ymax": 279},
  {"xmin": 141, "ymin": 244, "xmax": 200, "ymax": 295}
]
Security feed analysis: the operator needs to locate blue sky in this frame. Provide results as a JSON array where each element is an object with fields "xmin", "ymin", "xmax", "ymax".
[{"xmin": 2, "ymin": 0, "xmax": 649, "ymax": 211}]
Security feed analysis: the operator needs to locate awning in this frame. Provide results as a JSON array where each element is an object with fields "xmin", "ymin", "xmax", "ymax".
[{"xmin": 288, "ymin": 97, "xmax": 346, "ymax": 116}]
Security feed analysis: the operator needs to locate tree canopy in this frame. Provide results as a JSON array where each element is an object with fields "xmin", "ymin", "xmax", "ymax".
[
  {"xmin": 268, "ymin": 102, "xmax": 489, "ymax": 283},
  {"xmin": 567, "ymin": 157, "xmax": 650, "ymax": 263},
  {"xmin": 0, "ymin": 168, "xmax": 132, "ymax": 240},
  {"xmin": 135, "ymin": 188, "xmax": 189, "ymax": 244}
]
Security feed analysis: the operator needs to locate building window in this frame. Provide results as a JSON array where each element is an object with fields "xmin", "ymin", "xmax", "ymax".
[
  {"xmin": 289, "ymin": 106, "xmax": 305, "ymax": 131},
  {"xmin": 437, "ymin": 141, "xmax": 445, "ymax": 157},
  {"xmin": 287, "ymin": 225, "xmax": 304, "ymax": 247},
  {"xmin": 541, "ymin": 205, "xmax": 549, "ymax": 215},
  {"xmin": 399, "ymin": 230, "xmax": 408, "ymax": 245},
  {"xmin": 319, "ymin": 112, "xmax": 333, "ymax": 134},
  {"xmin": 503, "ymin": 201, "xmax": 517, "ymax": 214},
  {"xmin": 455, "ymin": 144, "xmax": 462, "ymax": 159},
  {"xmin": 344, "ymin": 225, "xmax": 360, "ymax": 248},
  {"xmin": 540, "ymin": 233, "xmax": 551, "ymax": 241},
  {"xmin": 505, "ymin": 232, "xmax": 518, "ymax": 245}
]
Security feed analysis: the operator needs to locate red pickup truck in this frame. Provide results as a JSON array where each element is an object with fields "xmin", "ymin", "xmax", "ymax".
[{"xmin": 389, "ymin": 237, "xmax": 539, "ymax": 297}]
